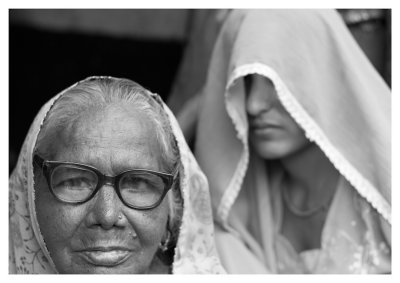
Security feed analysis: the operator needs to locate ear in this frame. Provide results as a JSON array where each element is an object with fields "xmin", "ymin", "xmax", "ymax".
[{"xmin": 155, "ymin": 228, "xmax": 174, "ymax": 266}]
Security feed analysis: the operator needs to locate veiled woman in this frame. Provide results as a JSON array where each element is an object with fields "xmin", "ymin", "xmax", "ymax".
[{"xmin": 195, "ymin": 9, "xmax": 391, "ymax": 273}]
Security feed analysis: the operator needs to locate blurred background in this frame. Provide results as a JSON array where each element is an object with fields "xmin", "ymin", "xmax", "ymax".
[{"xmin": 9, "ymin": 9, "xmax": 391, "ymax": 174}]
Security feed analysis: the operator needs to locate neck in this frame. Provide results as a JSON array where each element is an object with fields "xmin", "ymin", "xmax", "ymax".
[{"xmin": 280, "ymin": 143, "xmax": 339, "ymax": 197}]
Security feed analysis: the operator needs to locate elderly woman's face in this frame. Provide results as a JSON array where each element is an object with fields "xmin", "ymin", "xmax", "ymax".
[{"xmin": 35, "ymin": 104, "xmax": 170, "ymax": 274}]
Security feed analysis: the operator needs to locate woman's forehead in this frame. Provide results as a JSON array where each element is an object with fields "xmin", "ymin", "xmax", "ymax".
[
  {"xmin": 76, "ymin": 110, "xmax": 154, "ymax": 143},
  {"xmin": 52, "ymin": 106, "xmax": 163, "ymax": 172}
]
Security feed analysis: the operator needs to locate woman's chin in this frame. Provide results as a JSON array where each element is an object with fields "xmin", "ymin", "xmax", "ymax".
[
  {"xmin": 55, "ymin": 256, "xmax": 150, "ymax": 274},
  {"xmin": 250, "ymin": 135, "xmax": 311, "ymax": 160},
  {"xmin": 59, "ymin": 265, "xmax": 148, "ymax": 274},
  {"xmin": 251, "ymin": 142, "xmax": 290, "ymax": 160}
]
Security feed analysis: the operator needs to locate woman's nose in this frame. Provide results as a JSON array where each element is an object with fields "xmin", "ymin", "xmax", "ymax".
[
  {"xmin": 86, "ymin": 184, "xmax": 125, "ymax": 229},
  {"xmin": 245, "ymin": 75, "xmax": 276, "ymax": 117}
]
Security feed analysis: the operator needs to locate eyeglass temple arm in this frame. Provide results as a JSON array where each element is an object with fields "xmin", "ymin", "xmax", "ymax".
[{"xmin": 171, "ymin": 166, "xmax": 180, "ymax": 185}]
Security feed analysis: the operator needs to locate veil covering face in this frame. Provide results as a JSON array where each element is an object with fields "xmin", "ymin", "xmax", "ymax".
[
  {"xmin": 195, "ymin": 9, "xmax": 391, "ymax": 273},
  {"xmin": 9, "ymin": 76, "xmax": 225, "ymax": 274}
]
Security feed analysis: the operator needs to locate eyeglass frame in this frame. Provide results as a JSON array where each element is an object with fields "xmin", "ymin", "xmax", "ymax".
[{"xmin": 33, "ymin": 154, "xmax": 177, "ymax": 210}]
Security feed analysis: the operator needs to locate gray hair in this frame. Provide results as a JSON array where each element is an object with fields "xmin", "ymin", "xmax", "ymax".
[{"xmin": 34, "ymin": 77, "xmax": 182, "ymax": 250}]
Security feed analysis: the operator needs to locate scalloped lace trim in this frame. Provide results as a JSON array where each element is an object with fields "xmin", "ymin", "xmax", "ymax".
[
  {"xmin": 216, "ymin": 78, "xmax": 250, "ymax": 227},
  {"xmin": 220, "ymin": 62, "xmax": 391, "ymax": 225}
]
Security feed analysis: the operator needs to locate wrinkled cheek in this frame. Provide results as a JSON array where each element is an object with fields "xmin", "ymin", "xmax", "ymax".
[
  {"xmin": 139, "ymin": 212, "xmax": 167, "ymax": 244},
  {"xmin": 35, "ymin": 178, "xmax": 77, "ymax": 243},
  {"xmin": 50, "ymin": 208, "xmax": 81, "ymax": 239},
  {"xmin": 36, "ymin": 198, "xmax": 85, "ymax": 271},
  {"xmin": 130, "ymin": 205, "xmax": 169, "ymax": 251},
  {"xmin": 37, "ymin": 192, "xmax": 77, "ymax": 239}
]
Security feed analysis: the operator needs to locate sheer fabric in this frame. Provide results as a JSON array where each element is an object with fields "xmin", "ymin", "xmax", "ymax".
[{"xmin": 195, "ymin": 9, "xmax": 391, "ymax": 273}]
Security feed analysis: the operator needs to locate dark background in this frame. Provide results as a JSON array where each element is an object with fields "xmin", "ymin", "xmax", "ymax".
[
  {"xmin": 9, "ymin": 9, "xmax": 189, "ymax": 173},
  {"xmin": 9, "ymin": 9, "xmax": 391, "ymax": 174}
]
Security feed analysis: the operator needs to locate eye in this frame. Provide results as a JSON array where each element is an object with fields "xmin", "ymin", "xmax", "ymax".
[
  {"xmin": 55, "ymin": 177, "xmax": 93, "ymax": 190},
  {"xmin": 51, "ymin": 166, "xmax": 97, "ymax": 192},
  {"xmin": 120, "ymin": 173, "xmax": 164, "ymax": 195},
  {"xmin": 119, "ymin": 172, "xmax": 168, "ymax": 207}
]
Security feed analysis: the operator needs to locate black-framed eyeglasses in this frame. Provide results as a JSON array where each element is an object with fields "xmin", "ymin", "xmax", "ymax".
[{"xmin": 33, "ymin": 154, "xmax": 176, "ymax": 210}]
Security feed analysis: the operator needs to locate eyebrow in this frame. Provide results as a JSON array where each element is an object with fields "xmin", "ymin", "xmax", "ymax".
[{"xmin": 108, "ymin": 154, "xmax": 163, "ymax": 175}]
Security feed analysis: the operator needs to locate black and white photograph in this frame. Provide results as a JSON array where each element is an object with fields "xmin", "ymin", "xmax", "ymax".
[{"xmin": 8, "ymin": 5, "xmax": 393, "ymax": 275}]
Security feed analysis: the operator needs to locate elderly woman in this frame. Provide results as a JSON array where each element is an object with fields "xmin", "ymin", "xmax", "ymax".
[
  {"xmin": 9, "ymin": 76, "xmax": 225, "ymax": 274},
  {"xmin": 194, "ymin": 10, "xmax": 391, "ymax": 273}
]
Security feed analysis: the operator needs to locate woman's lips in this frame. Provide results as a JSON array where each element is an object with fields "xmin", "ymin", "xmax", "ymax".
[
  {"xmin": 250, "ymin": 123, "xmax": 281, "ymax": 136},
  {"xmin": 79, "ymin": 248, "xmax": 132, "ymax": 267}
]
